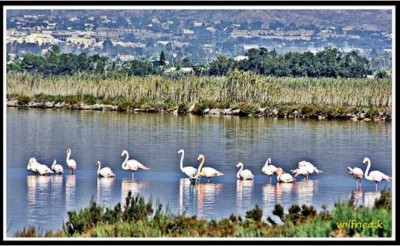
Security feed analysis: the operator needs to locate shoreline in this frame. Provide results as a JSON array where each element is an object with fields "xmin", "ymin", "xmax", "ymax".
[{"xmin": 6, "ymin": 99, "xmax": 391, "ymax": 122}]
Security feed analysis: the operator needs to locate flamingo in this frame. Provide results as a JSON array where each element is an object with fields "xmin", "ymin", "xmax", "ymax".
[
  {"xmin": 177, "ymin": 149, "xmax": 198, "ymax": 178},
  {"xmin": 261, "ymin": 158, "xmax": 278, "ymax": 183},
  {"xmin": 291, "ymin": 160, "xmax": 323, "ymax": 179},
  {"xmin": 236, "ymin": 162, "xmax": 254, "ymax": 180},
  {"xmin": 36, "ymin": 163, "xmax": 54, "ymax": 175},
  {"xmin": 196, "ymin": 154, "xmax": 224, "ymax": 182},
  {"xmin": 27, "ymin": 157, "xmax": 41, "ymax": 174},
  {"xmin": 66, "ymin": 148, "xmax": 77, "ymax": 175},
  {"xmin": 51, "ymin": 159, "xmax": 64, "ymax": 175},
  {"xmin": 121, "ymin": 150, "xmax": 151, "ymax": 178},
  {"xmin": 363, "ymin": 157, "xmax": 391, "ymax": 192},
  {"xmin": 96, "ymin": 161, "xmax": 116, "ymax": 178},
  {"xmin": 276, "ymin": 168, "xmax": 295, "ymax": 183},
  {"xmin": 347, "ymin": 166, "xmax": 364, "ymax": 188},
  {"xmin": 292, "ymin": 166, "xmax": 310, "ymax": 180}
]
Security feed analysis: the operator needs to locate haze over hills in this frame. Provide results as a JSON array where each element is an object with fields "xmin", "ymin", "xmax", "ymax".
[
  {"xmin": 7, "ymin": 9, "xmax": 392, "ymax": 31},
  {"xmin": 6, "ymin": 8, "xmax": 392, "ymax": 66}
]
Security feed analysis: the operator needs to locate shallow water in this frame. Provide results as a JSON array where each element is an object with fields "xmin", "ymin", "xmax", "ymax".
[{"xmin": 5, "ymin": 108, "xmax": 392, "ymax": 236}]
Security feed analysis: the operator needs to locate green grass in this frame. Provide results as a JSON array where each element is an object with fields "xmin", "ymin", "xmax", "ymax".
[{"xmin": 13, "ymin": 190, "xmax": 392, "ymax": 238}]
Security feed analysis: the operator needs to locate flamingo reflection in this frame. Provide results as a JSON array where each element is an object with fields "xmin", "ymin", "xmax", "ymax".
[
  {"xmin": 236, "ymin": 179, "xmax": 254, "ymax": 214},
  {"xmin": 97, "ymin": 177, "xmax": 115, "ymax": 207},
  {"xmin": 65, "ymin": 175, "xmax": 76, "ymax": 212},
  {"xmin": 296, "ymin": 180, "xmax": 318, "ymax": 206},
  {"xmin": 275, "ymin": 182, "xmax": 295, "ymax": 205},
  {"xmin": 197, "ymin": 182, "xmax": 223, "ymax": 218},
  {"xmin": 178, "ymin": 178, "xmax": 197, "ymax": 215},
  {"xmin": 364, "ymin": 191, "xmax": 381, "ymax": 208},
  {"xmin": 348, "ymin": 189, "xmax": 363, "ymax": 207},
  {"xmin": 262, "ymin": 184, "xmax": 276, "ymax": 216},
  {"xmin": 26, "ymin": 175, "xmax": 52, "ymax": 225},
  {"xmin": 121, "ymin": 178, "xmax": 150, "ymax": 207}
]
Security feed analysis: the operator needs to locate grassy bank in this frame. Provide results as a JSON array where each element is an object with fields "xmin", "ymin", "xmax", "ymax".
[
  {"xmin": 14, "ymin": 190, "xmax": 392, "ymax": 238},
  {"xmin": 6, "ymin": 72, "xmax": 392, "ymax": 120}
]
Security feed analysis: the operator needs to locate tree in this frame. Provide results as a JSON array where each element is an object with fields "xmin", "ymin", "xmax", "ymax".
[
  {"xmin": 21, "ymin": 54, "xmax": 46, "ymax": 73},
  {"xmin": 209, "ymin": 55, "xmax": 236, "ymax": 76},
  {"xmin": 159, "ymin": 51, "xmax": 167, "ymax": 65},
  {"xmin": 181, "ymin": 57, "xmax": 192, "ymax": 67}
]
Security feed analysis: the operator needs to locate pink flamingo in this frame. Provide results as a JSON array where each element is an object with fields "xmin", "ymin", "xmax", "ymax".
[{"xmin": 347, "ymin": 166, "xmax": 363, "ymax": 189}]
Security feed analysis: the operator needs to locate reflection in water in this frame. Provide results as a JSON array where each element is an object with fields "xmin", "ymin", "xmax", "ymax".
[
  {"xmin": 296, "ymin": 180, "xmax": 318, "ymax": 206},
  {"xmin": 178, "ymin": 178, "xmax": 197, "ymax": 215},
  {"xmin": 236, "ymin": 180, "xmax": 254, "ymax": 214},
  {"xmin": 97, "ymin": 177, "xmax": 115, "ymax": 207},
  {"xmin": 262, "ymin": 184, "xmax": 276, "ymax": 216},
  {"xmin": 275, "ymin": 182, "xmax": 295, "ymax": 207},
  {"xmin": 197, "ymin": 182, "xmax": 223, "ymax": 218},
  {"xmin": 26, "ymin": 175, "xmax": 52, "ymax": 225},
  {"xmin": 350, "ymin": 189, "xmax": 364, "ymax": 207},
  {"xmin": 364, "ymin": 191, "xmax": 380, "ymax": 207},
  {"xmin": 65, "ymin": 175, "xmax": 76, "ymax": 212},
  {"xmin": 49, "ymin": 175, "xmax": 63, "ymax": 220},
  {"xmin": 121, "ymin": 178, "xmax": 150, "ymax": 207}
]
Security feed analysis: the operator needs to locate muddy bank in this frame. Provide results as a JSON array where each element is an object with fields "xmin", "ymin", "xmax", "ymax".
[{"xmin": 6, "ymin": 99, "xmax": 391, "ymax": 122}]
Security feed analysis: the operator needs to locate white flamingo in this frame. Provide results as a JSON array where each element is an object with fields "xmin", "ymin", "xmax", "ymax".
[
  {"xmin": 261, "ymin": 158, "xmax": 278, "ymax": 183},
  {"xmin": 121, "ymin": 150, "xmax": 151, "ymax": 178},
  {"xmin": 363, "ymin": 157, "xmax": 391, "ymax": 192},
  {"xmin": 177, "ymin": 149, "xmax": 198, "ymax": 178},
  {"xmin": 196, "ymin": 154, "xmax": 224, "ymax": 182},
  {"xmin": 96, "ymin": 161, "xmax": 116, "ymax": 178},
  {"xmin": 347, "ymin": 166, "xmax": 364, "ymax": 188},
  {"xmin": 51, "ymin": 159, "xmax": 64, "ymax": 175},
  {"xmin": 36, "ymin": 163, "xmax": 54, "ymax": 176},
  {"xmin": 27, "ymin": 157, "xmax": 41, "ymax": 174},
  {"xmin": 292, "ymin": 166, "xmax": 310, "ymax": 180},
  {"xmin": 298, "ymin": 160, "xmax": 323, "ymax": 174},
  {"xmin": 236, "ymin": 162, "xmax": 254, "ymax": 180},
  {"xmin": 66, "ymin": 148, "xmax": 77, "ymax": 175},
  {"xmin": 291, "ymin": 160, "xmax": 323, "ymax": 179},
  {"xmin": 276, "ymin": 168, "xmax": 295, "ymax": 183}
]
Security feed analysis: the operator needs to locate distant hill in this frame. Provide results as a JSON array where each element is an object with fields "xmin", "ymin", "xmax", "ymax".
[{"xmin": 7, "ymin": 9, "xmax": 392, "ymax": 32}]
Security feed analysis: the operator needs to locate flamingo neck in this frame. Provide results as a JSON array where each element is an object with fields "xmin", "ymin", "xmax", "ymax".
[
  {"xmin": 237, "ymin": 164, "xmax": 243, "ymax": 179},
  {"xmin": 97, "ymin": 162, "xmax": 101, "ymax": 172},
  {"xmin": 267, "ymin": 158, "xmax": 272, "ymax": 166},
  {"xmin": 197, "ymin": 157, "xmax": 205, "ymax": 173},
  {"xmin": 122, "ymin": 152, "xmax": 129, "ymax": 170},
  {"xmin": 364, "ymin": 159, "xmax": 371, "ymax": 180},
  {"xmin": 51, "ymin": 161, "xmax": 56, "ymax": 170},
  {"xmin": 66, "ymin": 151, "xmax": 70, "ymax": 162},
  {"xmin": 179, "ymin": 151, "xmax": 184, "ymax": 172}
]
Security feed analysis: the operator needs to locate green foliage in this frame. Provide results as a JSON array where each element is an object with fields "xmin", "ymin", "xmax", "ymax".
[
  {"xmin": 13, "ymin": 190, "xmax": 392, "ymax": 238},
  {"xmin": 64, "ymin": 95, "xmax": 80, "ymax": 105},
  {"xmin": 83, "ymin": 94, "xmax": 97, "ymax": 105},
  {"xmin": 273, "ymin": 204, "xmax": 285, "ymax": 220},
  {"xmin": 245, "ymin": 205, "xmax": 263, "ymax": 222},
  {"xmin": 17, "ymin": 95, "xmax": 30, "ymax": 105}
]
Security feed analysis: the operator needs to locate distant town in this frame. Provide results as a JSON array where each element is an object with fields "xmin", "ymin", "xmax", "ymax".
[{"xmin": 6, "ymin": 9, "xmax": 392, "ymax": 70}]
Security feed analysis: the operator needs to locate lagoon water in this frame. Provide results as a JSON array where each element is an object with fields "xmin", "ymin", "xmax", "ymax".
[{"xmin": 5, "ymin": 108, "xmax": 392, "ymax": 236}]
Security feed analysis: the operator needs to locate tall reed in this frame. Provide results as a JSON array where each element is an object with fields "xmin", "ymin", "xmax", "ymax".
[{"xmin": 6, "ymin": 71, "xmax": 391, "ymax": 108}]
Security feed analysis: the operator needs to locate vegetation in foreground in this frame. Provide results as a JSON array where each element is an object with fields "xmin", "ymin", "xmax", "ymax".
[
  {"xmin": 6, "ymin": 71, "xmax": 391, "ymax": 120},
  {"xmin": 14, "ymin": 189, "xmax": 392, "ymax": 238}
]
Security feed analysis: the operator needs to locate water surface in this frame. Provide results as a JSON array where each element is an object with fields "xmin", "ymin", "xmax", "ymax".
[{"xmin": 6, "ymin": 108, "xmax": 392, "ymax": 236}]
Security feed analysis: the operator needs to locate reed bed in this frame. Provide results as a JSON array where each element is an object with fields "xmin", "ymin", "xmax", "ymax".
[{"xmin": 6, "ymin": 71, "xmax": 391, "ymax": 108}]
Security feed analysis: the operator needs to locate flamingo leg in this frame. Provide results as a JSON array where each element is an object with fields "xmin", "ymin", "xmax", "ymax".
[
  {"xmin": 269, "ymin": 176, "xmax": 272, "ymax": 183},
  {"xmin": 375, "ymin": 183, "xmax": 378, "ymax": 192}
]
